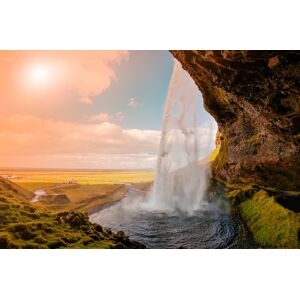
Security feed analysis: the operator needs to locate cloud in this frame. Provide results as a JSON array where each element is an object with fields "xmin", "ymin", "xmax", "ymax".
[
  {"xmin": 80, "ymin": 97, "xmax": 93, "ymax": 105},
  {"xmin": 0, "ymin": 114, "xmax": 160, "ymax": 169},
  {"xmin": 87, "ymin": 112, "xmax": 111, "ymax": 123},
  {"xmin": 0, "ymin": 114, "xmax": 216, "ymax": 169},
  {"xmin": 115, "ymin": 112, "xmax": 125, "ymax": 121},
  {"xmin": 87, "ymin": 111, "xmax": 126, "ymax": 124},
  {"xmin": 0, "ymin": 50, "xmax": 129, "ymax": 108},
  {"xmin": 63, "ymin": 51, "xmax": 129, "ymax": 104},
  {"xmin": 128, "ymin": 98, "xmax": 139, "ymax": 108}
]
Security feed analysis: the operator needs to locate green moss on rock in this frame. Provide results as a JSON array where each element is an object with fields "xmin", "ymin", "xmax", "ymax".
[
  {"xmin": 212, "ymin": 136, "xmax": 228, "ymax": 180},
  {"xmin": 226, "ymin": 185, "xmax": 300, "ymax": 248}
]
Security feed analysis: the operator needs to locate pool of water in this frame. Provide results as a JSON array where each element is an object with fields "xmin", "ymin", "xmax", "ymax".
[{"xmin": 89, "ymin": 187, "xmax": 252, "ymax": 249}]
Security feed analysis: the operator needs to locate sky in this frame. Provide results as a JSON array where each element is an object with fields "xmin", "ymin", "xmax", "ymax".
[{"xmin": 0, "ymin": 50, "xmax": 216, "ymax": 169}]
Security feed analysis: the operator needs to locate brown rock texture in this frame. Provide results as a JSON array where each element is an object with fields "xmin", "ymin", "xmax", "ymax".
[{"xmin": 171, "ymin": 51, "xmax": 300, "ymax": 190}]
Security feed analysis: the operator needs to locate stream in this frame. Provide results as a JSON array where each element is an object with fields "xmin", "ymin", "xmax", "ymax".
[{"xmin": 31, "ymin": 189, "xmax": 47, "ymax": 202}]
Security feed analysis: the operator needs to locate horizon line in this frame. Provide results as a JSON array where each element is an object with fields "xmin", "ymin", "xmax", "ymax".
[{"xmin": 0, "ymin": 167, "xmax": 155, "ymax": 172}]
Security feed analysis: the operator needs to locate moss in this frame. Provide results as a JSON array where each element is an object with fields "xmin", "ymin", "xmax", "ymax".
[
  {"xmin": 212, "ymin": 135, "xmax": 228, "ymax": 176},
  {"xmin": 47, "ymin": 239, "xmax": 68, "ymax": 249},
  {"xmin": 223, "ymin": 181, "xmax": 300, "ymax": 248},
  {"xmin": 226, "ymin": 184, "xmax": 257, "ymax": 205},
  {"xmin": 0, "ymin": 232, "xmax": 20, "ymax": 248},
  {"xmin": 238, "ymin": 190, "xmax": 299, "ymax": 248},
  {"xmin": 34, "ymin": 236, "xmax": 48, "ymax": 244},
  {"xmin": 0, "ymin": 177, "xmax": 145, "ymax": 249},
  {"xmin": 244, "ymin": 133, "xmax": 260, "ymax": 144},
  {"xmin": 208, "ymin": 148, "xmax": 220, "ymax": 161}
]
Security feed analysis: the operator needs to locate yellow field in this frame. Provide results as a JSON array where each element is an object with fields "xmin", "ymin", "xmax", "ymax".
[
  {"xmin": 0, "ymin": 169, "xmax": 154, "ymax": 213},
  {"xmin": 0, "ymin": 169, "xmax": 154, "ymax": 185}
]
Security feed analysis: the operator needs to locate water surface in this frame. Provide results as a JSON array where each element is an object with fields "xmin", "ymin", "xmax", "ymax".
[{"xmin": 89, "ymin": 186, "xmax": 248, "ymax": 249}]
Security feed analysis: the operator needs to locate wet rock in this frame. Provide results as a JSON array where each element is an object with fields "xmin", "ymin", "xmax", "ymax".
[
  {"xmin": 129, "ymin": 240, "xmax": 146, "ymax": 249},
  {"xmin": 268, "ymin": 56, "xmax": 280, "ymax": 68},
  {"xmin": 116, "ymin": 230, "xmax": 126, "ymax": 239},
  {"xmin": 93, "ymin": 224, "xmax": 103, "ymax": 232},
  {"xmin": 105, "ymin": 228, "xmax": 112, "ymax": 235},
  {"xmin": 57, "ymin": 211, "xmax": 89, "ymax": 227}
]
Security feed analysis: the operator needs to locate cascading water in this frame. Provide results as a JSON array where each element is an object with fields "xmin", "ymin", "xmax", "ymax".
[
  {"xmin": 143, "ymin": 60, "xmax": 212, "ymax": 214},
  {"xmin": 89, "ymin": 60, "xmax": 248, "ymax": 248}
]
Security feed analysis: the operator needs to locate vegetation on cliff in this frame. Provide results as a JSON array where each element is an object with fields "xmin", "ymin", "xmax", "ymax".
[
  {"xmin": 238, "ymin": 190, "xmax": 299, "ymax": 248},
  {"xmin": 0, "ymin": 177, "xmax": 145, "ymax": 249},
  {"xmin": 225, "ymin": 184, "xmax": 300, "ymax": 248}
]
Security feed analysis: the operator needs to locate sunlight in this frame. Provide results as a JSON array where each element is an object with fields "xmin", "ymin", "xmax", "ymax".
[{"xmin": 28, "ymin": 64, "xmax": 51, "ymax": 85}]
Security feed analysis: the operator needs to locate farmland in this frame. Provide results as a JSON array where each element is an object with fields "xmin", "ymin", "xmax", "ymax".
[{"xmin": 0, "ymin": 169, "xmax": 154, "ymax": 213}]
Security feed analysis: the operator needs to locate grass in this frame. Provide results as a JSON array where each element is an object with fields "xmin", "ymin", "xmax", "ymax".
[
  {"xmin": 5, "ymin": 167, "xmax": 298, "ymax": 249},
  {"xmin": 225, "ymin": 184, "xmax": 300, "ymax": 248},
  {"xmin": 25, "ymin": 182, "xmax": 151, "ymax": 214},
  {"xmin": 0, "ymin": 169, "xmax": 154, "ymax": 185},
  {"xmin": 0, "ymin": 169, "xmax": 153, "ymax": 214},
  {"xmin": 0, "ymin": 177, "xmax": 145, "ymax": 249},
  {"xmin": 35, "ymin": 183, "xmax": 129, "ymax": 213}
]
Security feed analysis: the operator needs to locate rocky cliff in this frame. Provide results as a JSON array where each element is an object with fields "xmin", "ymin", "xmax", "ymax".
[{"xmin": 171, "ymin": 51, "xmax": 300, "ymax": 190}]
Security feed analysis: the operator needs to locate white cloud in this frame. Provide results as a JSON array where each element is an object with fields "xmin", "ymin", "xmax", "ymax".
[
  {"xmin": 62, "ymin": 51, "xmax": 129, "ymax": 104},
  {"xmin": 115, "ymin": 112, "xmax": 125, "ymax": 121},
  {"xmin": 87, "ymin": 112, "xmax": 111, "ymax": 123},
  {"xmin": 128, "ymin": 98, "xmax": 140, "ymax": 108},
  {"xmin": 0, "ymin": 114, "xmax": 160, "ymax": 169}
]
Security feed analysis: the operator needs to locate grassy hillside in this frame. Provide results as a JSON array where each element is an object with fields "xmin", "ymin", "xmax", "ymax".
[
  {"xmin": 0, "ymin": 177, "xmax": 145, "ymax": 249},
  {"xmin": 34, "ymin": 183, "xmax": 128, "ymax": 213},
  {"xmin": 225, "ymin": 183, "xmax": 300, "ymax": 248},
  {"xmin": 18, "ymin": 181, "xmax": 152, "ymax": 214}
]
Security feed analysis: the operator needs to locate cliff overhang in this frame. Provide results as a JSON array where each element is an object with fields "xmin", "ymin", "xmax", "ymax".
[{"xmin": 171, "ymin": 50, "xmax": 300, "ymax": 191}]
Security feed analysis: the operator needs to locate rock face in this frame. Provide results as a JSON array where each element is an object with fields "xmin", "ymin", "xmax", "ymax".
[{"xmin": 171, "ymin": 51, "xmax": 300, "ymax": 190}]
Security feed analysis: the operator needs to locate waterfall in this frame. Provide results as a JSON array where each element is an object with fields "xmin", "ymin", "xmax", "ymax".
[
  {"xmin": 90, "ymin": 60, "xmax": 215, "ymax": 220},
  {"xmin": 88, "ymin": 60, "xmax": 240, "ymax": 249},
  {"xmin": 142, "ymin": 60, "xmax": 213, "ymax": 215}
]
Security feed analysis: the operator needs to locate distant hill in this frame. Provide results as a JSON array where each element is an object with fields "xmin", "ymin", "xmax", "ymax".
[
  {"xmin": 0, "ymin": 176, "xmax": 144, "ymax": 249},
  {"xmin": 0, "ymin": 176, "xmax": 34, "ymax": 201}
]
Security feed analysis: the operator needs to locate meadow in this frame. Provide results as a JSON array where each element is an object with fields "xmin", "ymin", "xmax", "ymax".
[
  {"xmin": 0, "ymin": 169, "xmax": 154, "ymax": 186},
  {"xmin": 0, "ymin": 169, "xmax": 154, "ymax": 214}
]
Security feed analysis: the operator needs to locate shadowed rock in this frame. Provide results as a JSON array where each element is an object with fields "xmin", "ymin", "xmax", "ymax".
[{"xmin": 171, "ymin": 50, "xmax": 300, "ymax": 190}]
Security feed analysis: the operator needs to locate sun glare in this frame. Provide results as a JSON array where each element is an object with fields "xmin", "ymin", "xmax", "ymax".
[{"xmin": 29, "ymin": 65, "xmax": 51, "ymax": 85}]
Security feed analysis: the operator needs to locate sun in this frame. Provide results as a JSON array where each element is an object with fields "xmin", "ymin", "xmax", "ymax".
[{"xmin": 29, "ymin": 65, "xmax": 51, "ymax": 85}]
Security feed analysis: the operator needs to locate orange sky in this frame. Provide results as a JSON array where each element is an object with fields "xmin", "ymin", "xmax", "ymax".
[
  {"xmin": 0, "ymin": 50, "xmax": 161, "ymax": 169},
  {"xmin": 0, "ymin": 50, "xmax": 216, "ymax": 169},
  {"xmin": 0, "ymin": 50, "xmax": 128, "ymax": 105}
]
